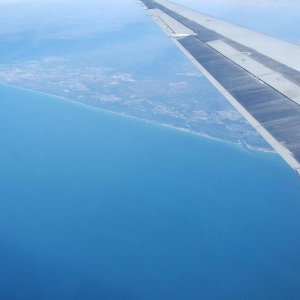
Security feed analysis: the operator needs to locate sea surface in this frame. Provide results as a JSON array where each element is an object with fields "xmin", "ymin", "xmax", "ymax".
[{"xmin": 1, "ymin": 84, "xmax": 300, "ymax": 300}]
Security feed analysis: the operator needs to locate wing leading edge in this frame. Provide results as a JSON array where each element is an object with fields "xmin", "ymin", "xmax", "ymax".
[{"xmin": 139, "ymin": 0, "xmax": 300, "ymax": 175}]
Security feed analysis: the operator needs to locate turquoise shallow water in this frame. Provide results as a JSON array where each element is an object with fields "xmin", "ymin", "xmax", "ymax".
[{"xmin": 1, "ymin": 84, "xmax": 300, "ymax": 300}]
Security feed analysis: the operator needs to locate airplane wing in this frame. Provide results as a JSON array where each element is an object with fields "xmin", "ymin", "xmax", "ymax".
[{"xmin": 139, "ymin": 0, "xmax": 300, "ymax": 175}]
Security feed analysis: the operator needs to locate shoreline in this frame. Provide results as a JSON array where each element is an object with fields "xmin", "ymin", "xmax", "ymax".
[{"xmin": 0, "ymin": 81, "xmax": 274, "ymax": 154}]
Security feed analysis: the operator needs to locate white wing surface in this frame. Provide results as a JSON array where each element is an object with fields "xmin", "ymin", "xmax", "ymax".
[{"xmin": 140, "ymin": 0, "xmax": 300, "ymax": 175}]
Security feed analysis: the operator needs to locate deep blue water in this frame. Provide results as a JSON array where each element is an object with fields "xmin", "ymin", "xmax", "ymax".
[{"xmin": 1, "ymin": 84, "xmax": 300, "ymax": 300}]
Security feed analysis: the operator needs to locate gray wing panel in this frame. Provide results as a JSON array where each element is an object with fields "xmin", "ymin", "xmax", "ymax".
[
  {"xmin": 180, "ymin": 37, "xmax": 300, "ymax": 162},
  {"xmin": 140, "ymin": 0, "xmax": 300, "ymax": 174}
]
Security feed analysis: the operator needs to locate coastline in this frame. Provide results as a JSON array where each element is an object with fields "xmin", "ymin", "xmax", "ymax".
[{"xmin": 0, "ymin": 81, "xmax": 274, "ymax": 154}]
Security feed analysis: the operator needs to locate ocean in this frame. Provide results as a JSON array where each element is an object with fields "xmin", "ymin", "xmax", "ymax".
[{"xmin": 1, "ymin": 84, "xmax": 300, "ymax": 300}]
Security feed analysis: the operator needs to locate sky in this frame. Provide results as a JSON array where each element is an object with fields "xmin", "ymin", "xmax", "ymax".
[
  {"xmin": 0, "ymin": 0, "xmax": 299, "ymax": 44},
  {"xmin": 180, "ymin": 0, "xmax": 300, "ymax": 9},
  {"xmin": 0, "ymin": 0, "xmax": 299, "ymax": 7}
]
